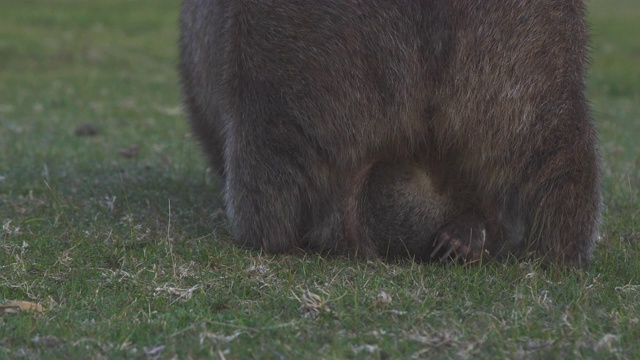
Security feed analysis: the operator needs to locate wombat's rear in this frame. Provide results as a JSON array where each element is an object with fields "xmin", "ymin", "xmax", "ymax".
[{"xmin": 179, "ymin": 0, "xmax": 601, "ymax": 267}]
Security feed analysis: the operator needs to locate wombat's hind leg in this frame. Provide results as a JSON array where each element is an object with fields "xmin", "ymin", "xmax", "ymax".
[
  {"xmin": 222, "ymin": 101, "xmax": 316, "ymax": 254},
  {"xmin": 224, "ymin": 146, "xmax": 309, "ymax": 253}
]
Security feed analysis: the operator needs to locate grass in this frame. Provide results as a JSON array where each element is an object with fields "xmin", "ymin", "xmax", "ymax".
[{"xmin": 1, "ymin": 0, "xmax": 639, "ymax": 358}]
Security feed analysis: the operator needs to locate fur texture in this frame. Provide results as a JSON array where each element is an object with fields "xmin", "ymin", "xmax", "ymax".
[{"xmin": 179, "ymin": 0, "xmax": 602, "ymax": 267}]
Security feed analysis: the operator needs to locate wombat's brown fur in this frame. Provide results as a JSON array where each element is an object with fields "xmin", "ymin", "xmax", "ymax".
[{"xmin": 179, "ymin": 0, "xmax": 602, "ymax": 267}]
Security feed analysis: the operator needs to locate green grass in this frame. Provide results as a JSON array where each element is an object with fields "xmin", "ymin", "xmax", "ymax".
[{"xmin": 1, "ymin": 0, "xmax": 639, "ymax": 358}]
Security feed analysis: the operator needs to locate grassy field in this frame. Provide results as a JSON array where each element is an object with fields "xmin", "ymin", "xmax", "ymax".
[{"xmin": 1, "ymin": 0, "xmax": 639, "ymax": 358}]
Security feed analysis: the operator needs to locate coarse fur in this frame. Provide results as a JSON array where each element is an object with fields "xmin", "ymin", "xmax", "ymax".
[{"xmin": 179, "ymin": 0, "xmax": 602, "ymax": 267}]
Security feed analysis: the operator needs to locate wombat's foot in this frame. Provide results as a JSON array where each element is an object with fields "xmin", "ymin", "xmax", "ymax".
[{"xmin": 431, "ymin": 213, "xmax": 488, "ymax": 265}]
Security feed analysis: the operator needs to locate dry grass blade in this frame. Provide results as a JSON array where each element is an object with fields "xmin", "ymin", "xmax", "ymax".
[
  {"xmin": 374, "ymin": 290, "xmax": 393, "ymax": 307},
  {"xmin": 154, "ymin": 285, "xmax": 200, "ymax": 304},
  {"xmin": 292, "ymin": 288, "xmax": 331, "ymax": 317},
  {"xmin": 0, "ymin": 300, "xmax": 46, "ymax": 314},
  {"xmin": 409, "ymin": 331, "xmax": 457, "ymax": 347},
  {"xmin": 144, "ymin": 345, "xmax": 166, "ymax": 360}
]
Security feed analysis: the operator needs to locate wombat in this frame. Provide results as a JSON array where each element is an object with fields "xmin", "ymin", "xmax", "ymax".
[{"xmin": 179, "ymin": 0, "xmax": 602, "ymax": 267}]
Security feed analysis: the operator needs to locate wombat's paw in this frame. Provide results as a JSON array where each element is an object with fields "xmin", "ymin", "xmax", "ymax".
[{"xmin": 431, "ymin": 215, "xmax": 488, "ymax": 265}]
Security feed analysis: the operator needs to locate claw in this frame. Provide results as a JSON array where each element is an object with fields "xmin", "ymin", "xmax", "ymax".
[
  {"xmin": 452, "ymin": 250, "xmax": 463, "ymax": 264},
  {"xmin": 431, "ymin": 236, "xmax": 447, "ymax": 258},
  {"xmin": 439, "ymin": 245, "xmax": 456, "ymax": 262},
  {"xmin": 432, "ymin": 214, "xmax": 488, "ymax": 265}
]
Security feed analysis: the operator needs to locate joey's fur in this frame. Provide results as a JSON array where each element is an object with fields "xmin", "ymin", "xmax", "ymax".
[{"xmin": 179, "ymin": 0, "xmax": 602, "ymax": 267}]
